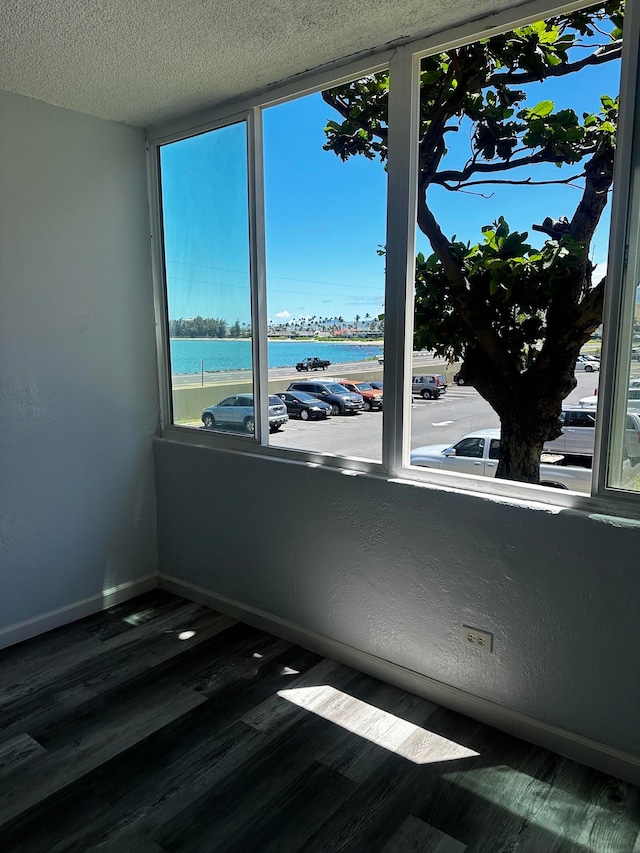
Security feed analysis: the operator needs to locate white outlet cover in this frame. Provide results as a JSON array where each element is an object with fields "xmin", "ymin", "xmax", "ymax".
[{"xmin": 462, "ymin": 625, "xmax": 493, "ymax": 652}]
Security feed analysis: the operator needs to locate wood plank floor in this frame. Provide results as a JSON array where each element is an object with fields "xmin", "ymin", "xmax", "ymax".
[{"xmin": 0, "ymin": 590, "xmax": 638, "ymax": 852}]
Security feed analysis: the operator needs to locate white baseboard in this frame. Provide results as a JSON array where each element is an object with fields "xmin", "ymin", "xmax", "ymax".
[
  {"xmin": 160, "ymin": 572, "xmax": 640, "ymax": 787},
  {"xmin": 0, "ymin": 573, "xmax": 159, "ymax": 650}
]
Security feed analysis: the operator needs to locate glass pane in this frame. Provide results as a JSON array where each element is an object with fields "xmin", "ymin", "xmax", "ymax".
[
  {"xmin": 408, "ymin": 4, "xmax": 622, "ymax": 496},
  {"xmin": 159, "ymin": 123, "xmax": 254, "ymax": 436},
  {"xmin": 263, "ymin": 75, "xmax": 388, "ymax": 461},
  {"xmin": 607, "ymin": 284, "xmax": 640, "ymax": 491}
]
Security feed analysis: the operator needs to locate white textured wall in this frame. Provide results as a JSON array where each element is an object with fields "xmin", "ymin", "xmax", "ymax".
[
  {"xmin": 155, "ymin": 441, "xmax": 640, "ymax": 757},
  {"xmin": 0, "ymin": 90, "xmax": 159, "ymax": 630}
]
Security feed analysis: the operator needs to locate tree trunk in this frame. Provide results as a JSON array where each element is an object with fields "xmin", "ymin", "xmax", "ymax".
[
  {"xmin": 474, "ymin": 362, "xmax": 582, "ymax": 482},
  {"xmin": 494, "ymin": 413, "xmax": 547, "ymax": 483}
]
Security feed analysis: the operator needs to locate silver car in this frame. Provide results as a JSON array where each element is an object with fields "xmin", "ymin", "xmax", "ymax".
[
  {"xmin": 544, "ymin": 405, "xmax": 640, "ymax": 461},
  {"xmin": 201, "ymin": 394, "xmax": 288, "ymax": 434},
  {"xmin": 411, "ymin": 375, "xmax": 445, "ymax": 399},
  {"xmin": 543, "ymin": 406, "xmax": 597, "ymax": 457},
  {"xmin": 575, "ymin": 355, "xmax": 600, "ymax": 372}
]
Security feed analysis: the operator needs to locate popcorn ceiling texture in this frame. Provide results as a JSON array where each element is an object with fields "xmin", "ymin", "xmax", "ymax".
[{"xmin": 1, "ymin": 0, "xmax": 518, "ymax": 126}]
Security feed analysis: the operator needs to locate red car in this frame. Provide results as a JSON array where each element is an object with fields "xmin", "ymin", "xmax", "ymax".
[{"xmin": 336, "ymin": 379, "xmax": 383, "ymax": 411}]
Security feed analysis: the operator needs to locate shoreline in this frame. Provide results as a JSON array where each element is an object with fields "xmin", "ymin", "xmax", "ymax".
[{"xmin": 170, "ymin": 337, "xmax": 384, "ymax": 345}]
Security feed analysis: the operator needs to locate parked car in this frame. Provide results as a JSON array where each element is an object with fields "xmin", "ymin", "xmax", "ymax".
[
  {"xmin": 544, "ymin": 404, "xmax": 640, "ymax": 461},
  {"xmin": 277, "ymin": 390, "xmax": 331, "ymax": 420},
  {"xmin": 575, "ymin": 355, "xmax": 600, "ymax": 372},
  {"xmin": 201, "ymin": 394, "xmax": 288, "ymax": 433},
  {"xmin": 409, "ymin": 429, "xmax": 591, "ymax": 492},
  {"xmin": 411, "ymin": 375, "xmax": 445, "ymax": 399},
  {"xmin": 543, "ymin": 406, "xmax": 597, "ymax": 457},
  {"xmin": 435, "ymin": 373, "xmax": 448, "ymax": 392},
  {"xmin": 628, "ymin": 388, "xmax": 640, "ymax": 412},
  {"xmin": 453, "ymin": 370, "xmax": 471, "ymax": 386},
  {"xmin": 287, "ymin": 380, "xmax": 364, "ymax": 415},
  {"xmin": 377, "ymin": 355, "xmax": 384, "ymax": 364},
  {"xmin": 370, "ymin": 381, "xmax": 383, "ymax": 390},
  {"xmin": 335, "ymin": 379, "xmax": 383, "ymax": 411},
  {"xmin": 295, "ymin": 356, "xmax": 331, "ymax": 372},
  {"xmin": 624, "ymin": 412, "xmax": 640, "ymax": 460},
  {"xmin": 632, "ymin": 348, "xmax": 640, "ymax": 361}
]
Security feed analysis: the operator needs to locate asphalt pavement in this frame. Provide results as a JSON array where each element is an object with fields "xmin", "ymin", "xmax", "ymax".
[{"xmin": 263, "ymin": 371, "xmax": 604, "ymax": 461}]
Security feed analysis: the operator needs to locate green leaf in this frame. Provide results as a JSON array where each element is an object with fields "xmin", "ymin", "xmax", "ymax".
[{"xmin": 525, "ymin": 100, "xmax": 555, "ymax": 118}]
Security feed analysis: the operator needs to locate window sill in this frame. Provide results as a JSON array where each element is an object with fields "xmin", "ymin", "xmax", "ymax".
[{"xmin": 155, "ymin": 425, "xmax": 640, "ymax": 525}]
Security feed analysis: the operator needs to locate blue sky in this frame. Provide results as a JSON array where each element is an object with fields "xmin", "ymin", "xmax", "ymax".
[{"xmin": 160, "ymin": 44, "xmax": 620, "ymax": 326}]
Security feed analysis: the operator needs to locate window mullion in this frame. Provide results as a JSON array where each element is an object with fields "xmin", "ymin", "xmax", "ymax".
[
  {"xmin": 248, "ymin": 107, "xmax": 269, "ymax": 444},
  {"xmin": 382, "ymin": 46, "xmax": 421, "ymax": 476},
  {"xmin": 148, "ymin": 143, "xmax": 173, "ymax": 432}
]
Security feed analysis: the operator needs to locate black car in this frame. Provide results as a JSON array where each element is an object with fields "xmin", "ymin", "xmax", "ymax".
[
  {"xmin": 453, "ymin": 371, "xmax": 471, "ymax": 386},
  {"xmin": 287, "ymin": 380, "xmax": 364, "ymax": 415},
  {"xmin": 295, "ymin": 356, "xmax": 331, "ymax": 371},
  {"xmin": 277, "ymin": 391, "xmax": 332, "ymax": 420}
]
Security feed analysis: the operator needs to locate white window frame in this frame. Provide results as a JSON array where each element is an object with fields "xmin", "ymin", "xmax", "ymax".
[{"xmin": 147, "ymin": 0, "xmax": 640, "ymax": 517}]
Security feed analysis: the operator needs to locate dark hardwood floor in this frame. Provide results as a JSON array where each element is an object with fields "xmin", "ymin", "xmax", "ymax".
[{"xmin": 0, "ymin": 590, "xmax": 638, "ymax": 852}]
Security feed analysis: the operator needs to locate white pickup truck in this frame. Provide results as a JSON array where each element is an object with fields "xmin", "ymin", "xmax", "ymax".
[{"xmin": 410, "ymin": 428, "xmax": 592, "ymax": 493}]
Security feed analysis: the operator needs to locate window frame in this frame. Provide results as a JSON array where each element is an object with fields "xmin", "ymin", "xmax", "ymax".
[
  {"xmin": 595, "ymin": 0, "xmax": 640, "ymax": 500},
  {"xmin": 147, "ymin": 0, "xmax": 640, "ymax": 517}
]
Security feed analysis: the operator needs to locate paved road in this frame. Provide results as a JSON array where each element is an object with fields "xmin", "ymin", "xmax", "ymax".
[{"xmin": 171, "ymin": 356, "xmax": 437, "ymax": 387}]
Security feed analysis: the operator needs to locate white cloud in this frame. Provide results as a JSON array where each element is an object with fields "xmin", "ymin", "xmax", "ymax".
[
  {"xmin": 592, "ymin": 261, "xmax": 607, "ymax": 284},
  {"xmin": 275, "ymin": 310, "xmax": 291, "ymax": 319}
]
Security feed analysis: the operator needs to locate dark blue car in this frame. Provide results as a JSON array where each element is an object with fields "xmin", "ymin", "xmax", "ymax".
[
  {"xmin": 287, "ymin": 380, "xmax": 364, "ymax": 415},
  {"xmin": 277, "ymin": 390, "xmax": 332, "ymax": 420}
]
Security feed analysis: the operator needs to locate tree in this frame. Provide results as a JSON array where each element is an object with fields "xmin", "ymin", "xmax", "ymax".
[{"xmin": 322, "ymin": 2, "xmax": 623, "ymax": 483}]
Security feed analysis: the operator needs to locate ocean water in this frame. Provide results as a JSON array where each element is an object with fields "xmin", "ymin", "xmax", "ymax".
[{"xmin": 169, "ymin": 338, "xmax": 383, "ymax": 374}]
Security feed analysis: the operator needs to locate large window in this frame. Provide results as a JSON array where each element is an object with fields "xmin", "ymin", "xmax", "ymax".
[
  {"xmin": 263, "ymin": 77, "xmax": 388, "ymax": 462},
  {"xmin": 407, "ymin": 7, "xmax": 621, "ymax": 496},
  {"xmin": 159, "ymin": 121, "xmax": 254, "ymax": 436},
  {"xmin": 151, "ymin": 0, "xmax": 640, "ymax": 510}
]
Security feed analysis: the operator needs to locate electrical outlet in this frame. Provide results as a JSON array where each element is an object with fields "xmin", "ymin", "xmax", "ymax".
[{"xmin": 462, "ymin": 625, "xmax": 493, "ymax": 652}]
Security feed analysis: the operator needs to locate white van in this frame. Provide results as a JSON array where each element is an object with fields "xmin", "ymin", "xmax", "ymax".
[
  {"xmin": 544, "ymin": 407, "xmax": 597, "ymax": 457},
  {"xmin": 544, "ymin": 405, "xmax": 640, "ymax": 461}
]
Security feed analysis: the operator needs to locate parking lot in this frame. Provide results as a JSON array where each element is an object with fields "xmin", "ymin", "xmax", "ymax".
[{"xmin": 265, "ymin": 371, "xmax": 604, "ymax": 462}]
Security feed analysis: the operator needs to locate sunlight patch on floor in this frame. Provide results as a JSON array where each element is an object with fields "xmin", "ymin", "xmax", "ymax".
[
  {"xmin": 278, "ymin": 685, "xmax": 480, "ymax": 764},
  {"xmin": 122, "ymin": 608, "xmax": 157, "ymax": 626},
  {"xmin": 445, "ymin": 765, "xmax": 634, "ymax": 847}
]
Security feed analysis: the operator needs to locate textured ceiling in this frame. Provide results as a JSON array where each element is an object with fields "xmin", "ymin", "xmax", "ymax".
[{"xmin": 1, "ymin": 0, "xmax": 523, "ymax": 127}]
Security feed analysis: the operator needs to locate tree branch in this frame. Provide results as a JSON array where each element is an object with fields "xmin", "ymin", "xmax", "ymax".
[
  {"xmin": 570, "ymin": 149, "xmax": 615, "ymax": 244},
  {"xmin": 416, "ymin": 181, "xmax": 514, "ymax": 374},
  {"xmin": 321, "ymin": 90, "xmax": 387, "ymax": 144},
  {"xmin": 442, "ymin": 172, "xmax": 586, "ymax": 191},
  {"xmin": 487, "ymin": 41, "xmax": 621, "ymax": 86},
  {"xmin": 434, "ymin": 150, "xmax": 590, "ymax": 185},
  {"xmin": 321, "ymin": 90, "xmax": 350, "ymax": 120}
]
